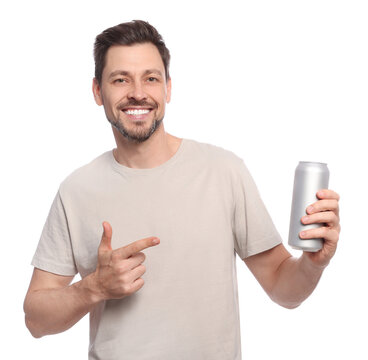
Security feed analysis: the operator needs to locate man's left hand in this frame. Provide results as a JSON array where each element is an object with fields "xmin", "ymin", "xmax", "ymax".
[{"xmin": 299, "ymin": 189, "xmax": 341, "ymax": 268}]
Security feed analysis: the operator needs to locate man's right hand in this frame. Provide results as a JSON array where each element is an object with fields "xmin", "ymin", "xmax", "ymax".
[
  {"xmin": 90, "ymin": 221, "xmax": 160, "ymax": 301},
  {"xmin": 23, "ymin": 221, "xmax": 160, "ymax": 338}
]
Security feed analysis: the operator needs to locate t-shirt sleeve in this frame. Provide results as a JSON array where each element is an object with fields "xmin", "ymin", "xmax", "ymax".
[
  {"xmin": 31, "ymin": 188, "xmax": 78, "ymax": 276},
  {"xmin": 233, "ymin": 159, "xmax": 283, "ymax": 259}
]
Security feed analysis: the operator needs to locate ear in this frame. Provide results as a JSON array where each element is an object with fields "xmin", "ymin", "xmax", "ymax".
[
  {"xmin": 92, "ymin": 78, "xmax": 103, "ymax": 106},
  {"xmin": 166, "ymin": 77, "xmax": 172, "ymax": 104}
]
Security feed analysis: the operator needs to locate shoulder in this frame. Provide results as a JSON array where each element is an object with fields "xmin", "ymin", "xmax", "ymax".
[
  {"xmin": 185, "ymin": 138, "xmax": 248, "ymax": 186},
  {"xmin": 185, "ymin": 139, "xmax": 256, "ymax": 194},
  {"xmin": 58, "ymin": 150, "xmax": 111, "ymax": 198},
  {"xmin": 186, "ymin": 138, "xmax": 244, "ymax": 171}
]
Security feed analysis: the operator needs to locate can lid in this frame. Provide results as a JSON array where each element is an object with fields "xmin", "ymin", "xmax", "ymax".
[{"xmin": 299, "ymin": 161, "xmax": 327, "ymax": 166}]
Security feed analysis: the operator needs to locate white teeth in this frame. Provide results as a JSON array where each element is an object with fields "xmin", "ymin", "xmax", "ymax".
[{"xmin": 123, "ymin": 109, "xmax": 150, "ymax": 115}]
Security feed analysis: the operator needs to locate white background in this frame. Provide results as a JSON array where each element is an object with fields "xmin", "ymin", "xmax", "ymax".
[{"xmin": 1, "ymin": 0, "xmax": 367, "ymax": 359}]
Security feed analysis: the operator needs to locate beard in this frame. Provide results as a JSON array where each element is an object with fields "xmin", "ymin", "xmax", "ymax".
[
  {"xmin": 110, "ymin": 116, "xmax": 163, "ymax": 144},
  {"xmin": 106, "ymin": 108, "xmax": 164, "ymax": 144}
]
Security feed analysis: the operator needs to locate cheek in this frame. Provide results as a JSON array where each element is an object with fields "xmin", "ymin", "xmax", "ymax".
[
  {"xmin": 101, "ymin": 85, "xmax": 123, "ymax": 103},
  {"xmin": 156, "ymin": 89, "xmax": 169, "ymax": 106},
  {"xmin": 101, "ymin": 97, "xmax": 120, "ymax": 119}
]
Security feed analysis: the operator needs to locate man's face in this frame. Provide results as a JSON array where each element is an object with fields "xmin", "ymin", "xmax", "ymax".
[{"xmin": 93, "ymin": 42, "xmax": 171, "ymax": 143}]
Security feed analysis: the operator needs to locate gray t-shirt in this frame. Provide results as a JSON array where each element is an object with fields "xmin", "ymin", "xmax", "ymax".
[{"xmin": 31, "ymin": 138, "xmax": 282, "ymax": 360}]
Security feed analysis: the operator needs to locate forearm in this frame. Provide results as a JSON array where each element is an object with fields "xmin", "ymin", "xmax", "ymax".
[
  {"xmin": 24, "ymin": 273, "xmax": 101, "ymax": 338},
  {"xmin": 270, "ymin": 253, "xmax": 326, "ymax": 309}
]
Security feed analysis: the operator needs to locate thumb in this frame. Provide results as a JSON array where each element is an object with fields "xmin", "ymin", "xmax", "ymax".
[{"xmin": 100, "ymin": 221, "xmax": 112, "ymax": 251}]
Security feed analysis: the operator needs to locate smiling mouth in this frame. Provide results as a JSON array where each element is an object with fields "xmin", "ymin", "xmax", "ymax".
[
  {"xmin": 121, "ymin": 107, "xmax": 154, "ymax": 121},
  {"xmin": 123, "ymin": 108, "xmax": 152, "ymax": 115}
]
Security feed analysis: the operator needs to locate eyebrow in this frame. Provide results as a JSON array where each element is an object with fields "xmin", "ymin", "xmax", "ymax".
[{"xmin": 108, "ymin": 69, "xmax": 163, "ymax": 79}]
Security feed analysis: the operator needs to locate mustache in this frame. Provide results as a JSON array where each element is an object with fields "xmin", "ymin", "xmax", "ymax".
[{"xmin": 117, "ymin": 100, "xmax": 156, "ymax": 110}]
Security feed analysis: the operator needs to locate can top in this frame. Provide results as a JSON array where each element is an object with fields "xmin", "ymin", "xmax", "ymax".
[{"xmin": 299, "ymin": 161, "xmax": 327, "ymax": 166}]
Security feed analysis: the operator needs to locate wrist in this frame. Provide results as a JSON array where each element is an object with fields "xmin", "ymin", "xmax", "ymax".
[
  {"xmin": 77, "ymin": 272, "xmax": 105, "ymax": 306},
  {"xmin": 300, "ymin": 252, "xmax": 328, "ymax": 274}
]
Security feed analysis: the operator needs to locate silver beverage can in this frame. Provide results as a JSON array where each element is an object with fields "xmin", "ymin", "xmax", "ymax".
[{"xmin": 288, "ymin": 161, "xmax": 329, "ymax": 252}]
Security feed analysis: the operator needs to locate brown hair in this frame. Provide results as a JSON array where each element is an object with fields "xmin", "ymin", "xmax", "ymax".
[{"xmin": 93, "ymin": 20, "xmax": 171, "ymax": 85}]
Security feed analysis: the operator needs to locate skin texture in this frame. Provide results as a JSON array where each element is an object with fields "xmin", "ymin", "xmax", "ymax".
[{"xmin": 24, "ymin": 42, "xmax": 341, "ymax": 339}]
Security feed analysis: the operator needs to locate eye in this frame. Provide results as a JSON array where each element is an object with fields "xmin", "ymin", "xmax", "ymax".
[
  {"xmin": 114, "ymin": 78, "xmax": 126, "ymax": 83},
  {"xmin": 147, "ymin": 77, "xmax": 158, "ymax": 82}
]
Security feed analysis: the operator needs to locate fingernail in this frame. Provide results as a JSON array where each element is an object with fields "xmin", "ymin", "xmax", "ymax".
[
  {"xmin": 152, "ymin": 238, "xmax": 160, "ymax": 244},
  {"xmin": 300, "ymin": 231, "xmax": 306, "ymax": 238},
  {"xmin": 318, "ymin": 191, "xmax": 324, "ymax": 197},
  {"xmin": 307, "ymin": 206, "xmax": 314, "ymax": 213},
  {"xmin": 302, "ymin": 216, "xmax": 309, "ymax": 223}
]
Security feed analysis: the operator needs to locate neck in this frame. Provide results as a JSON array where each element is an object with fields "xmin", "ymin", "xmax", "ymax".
[{"xmin": 112, "ymin": 126, "xmax": 181, "ymax": 169}]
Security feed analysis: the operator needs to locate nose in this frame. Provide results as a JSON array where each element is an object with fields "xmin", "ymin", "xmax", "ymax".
[{"xmin": 127, "ymin": 80, "xmax": 147, "ymax": 101}]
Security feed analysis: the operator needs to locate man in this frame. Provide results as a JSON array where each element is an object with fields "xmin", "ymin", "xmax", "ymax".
[{"xmin": 24, "ymin": 20, "xmax": 341, "ymax": 360}]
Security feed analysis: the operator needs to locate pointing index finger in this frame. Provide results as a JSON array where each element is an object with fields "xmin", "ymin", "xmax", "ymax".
[{"xmin": 115, "ymin": 236, "xmax": 160, "ymax": 258}]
